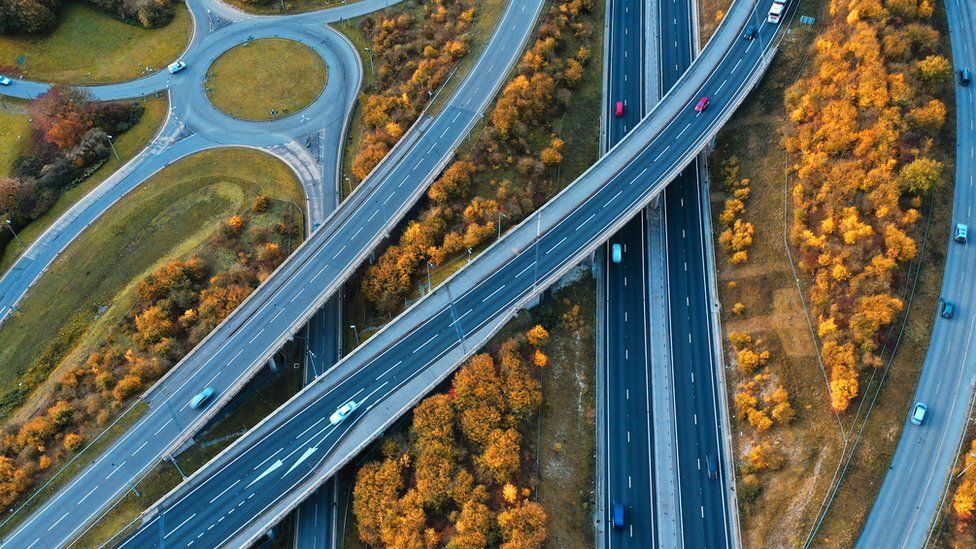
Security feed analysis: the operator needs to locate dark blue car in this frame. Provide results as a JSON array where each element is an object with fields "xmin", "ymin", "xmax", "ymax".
[{"xmin": 613, "ymin": 502, "xmax": 625, "ymax": 528}]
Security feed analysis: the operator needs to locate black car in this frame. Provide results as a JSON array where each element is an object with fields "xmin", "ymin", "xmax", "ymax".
[{"xmin": 743, "ymin": 25, "xmax": 757, "ymax": 40}]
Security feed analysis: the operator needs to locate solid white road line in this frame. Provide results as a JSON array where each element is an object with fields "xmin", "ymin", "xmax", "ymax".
[
  {"xmin": 209, "ymin": 479, "xmax": 242, "ymax": 505},
  {"xmin": 164, "ymin": 513, "xmax": 197, "ymax": 539},
  {"xmin": 482, "ymin": 284, "xmax": 506, "ymax": 302},
  {"xmin": 414, "ymin": 334, "xmax": 438, "ymax": 353}
]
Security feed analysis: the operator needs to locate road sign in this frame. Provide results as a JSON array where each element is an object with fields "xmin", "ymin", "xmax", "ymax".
[{"xmin": 799, "ymin": 15, "xmax": 815, "ymax": 25}]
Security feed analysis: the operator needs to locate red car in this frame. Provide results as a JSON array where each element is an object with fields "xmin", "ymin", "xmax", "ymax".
[
  {"xmin": 615, "ymin": 101, "xmax": 625, "ymax": 117},
  {"xmin": 694, "ymin": 97, "xmax": 710, "ymax": 112}
]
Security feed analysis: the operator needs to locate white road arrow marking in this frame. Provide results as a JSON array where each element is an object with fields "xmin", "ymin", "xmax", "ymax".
[
  {"xmin": 247, "ymin": 459, "xmax": 282, "ymax": 488},
  {"xmin": 285, "ymin": 447, "xmax": 317, "ymax": 476}
]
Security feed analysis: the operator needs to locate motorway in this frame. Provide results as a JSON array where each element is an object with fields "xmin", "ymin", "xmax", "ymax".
[
  {"xmin": 857, "ymin": 0, "xmax": 976, "ymax": 545},
  {"xmin": 603, "ymin": 0, "xmax": 734, "ymax": 544},
  {"xmin": 602, "ymin": 0, "xmax": 656, "ymax": 545},
  {"xmin": 113, "ymin": 2, "xmax": 785, "ymax": 544},
  {"xmin": 657, "ymin": 0, "xmax": 734, "ymax": 545},
  {"xmin": 0, "ymin": 0, "xmax": 546, "ymax": 544}
]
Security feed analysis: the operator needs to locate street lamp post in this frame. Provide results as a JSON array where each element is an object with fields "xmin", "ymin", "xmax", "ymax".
[
  {"xmin": 497, "ymin": 211, "xmax": 509, "ymax": 239},
  {"xmin": 426, "ymin": 261, "xmax": 435, "ymax": 294},
  {"xmin": 106, "ymin": 134, "xmax": 121, "ymax": 161},
  {"xmin": 4, "ymin": 219, "xmax": 22, "ymax": 245},
  {"xmin": 307, "ymin": 349, "xmax": 320, "ymax": 377},
  {"xmin": 350, "ymin": 324, "xmax": 360, "ymax": 346}
]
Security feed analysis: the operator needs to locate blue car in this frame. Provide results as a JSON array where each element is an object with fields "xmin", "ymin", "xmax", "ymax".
[
  {"xmin": 190, "ymin": 387, "xmax": 215, "ymax": 409},
  {"xmin": 911, "ymin": 402, "xmax": 928, "ymax": 425},
  {"xmin": 611, "ymin": 243, "xmax": 622, "ymax": 264},
  {"xmin": 612, "ymin": 502, "xmax": 625, "ymax": 528},
  {"xmin": 941, "ymin": 298, "xmax": 955, "ymax": 319}
]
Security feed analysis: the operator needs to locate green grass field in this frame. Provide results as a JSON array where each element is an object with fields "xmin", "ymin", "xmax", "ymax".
[
  {"xmin": 223, "ymin": 0, "xmax": 359, "ymax": 15},
  {"xmin": 0, "ymin": 3, "xmax": 192, "ymax": 84},
  {"xmin": 0, "ymin": 96, "xmax": 171, "ymax": 274},
  {"xmin": 0, "ymin": 100, "xmax": 30, "ymax": 176},
  {"xmin": 0, "ymin": 148, "xmax": 304, "ymax": 425},
  {"xmin": 205, "ymin": 38, "xmax": 327, "ymax": 121}
]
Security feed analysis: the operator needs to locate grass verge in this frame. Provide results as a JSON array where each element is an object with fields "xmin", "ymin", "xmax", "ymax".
[
  {"xmin": 205, "ymin": 38, "xmax": 328, "ymax": 121},
  {"xmin": 0, "ymin": 3, "xmax": 192, "ymax": 84},
  {"xmin": 533, "ymin": 275, "xmax": 597, "ymax": 546},
  {"xmin": 710, "ymin": 0, "xmax": 956, "ymax": 545},
  {"xmin": 0, "ymin": 96, "xmax": 170, "ymax": 274},
  {"xmin": 0, "ymin": 148, "xmax": 304, "ymax": 538},
  {"xmin": 0, "ymin": 99, "xmax": 30, "ymax": 175},
  {"xmin": 0, "ymin": 148, "xmax": 303, "ymax": 422},
  {"xmin": 697, "ymin": 0, "xmax": 732, "ymax": 48}
]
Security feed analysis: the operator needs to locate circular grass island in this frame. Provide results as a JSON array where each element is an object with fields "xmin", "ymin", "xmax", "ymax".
[{"xmin": 205, "ymin": 38, "xmax": 327, "ymax": 121}]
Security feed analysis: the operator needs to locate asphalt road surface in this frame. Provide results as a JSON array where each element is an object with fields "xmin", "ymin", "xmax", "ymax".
[
  {"xmin": 115, "ymin": 5, "xmax": 783, "ymax": 544},
  {"xmin": 0, "ymin": 0, "xmax": 545, "ymax": 544},
  {"xmin": 657, "ymin": 0, "xmax": 733, "ymax": 545},
  {"xmin": 602, "ymin": 0, "xmax": 656, "ymax": 545},
  {"xmin": 293, "ymin": 302, "xmax": 340, "ymax": 549},
  {"xmin": 857, "ymin": 0, "xmax": 976, "ymax": 545}
]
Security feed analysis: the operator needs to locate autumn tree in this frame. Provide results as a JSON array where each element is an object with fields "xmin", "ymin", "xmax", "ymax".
[
  {"xmin": 29, "ymin": 85, "xmax": 95, "ymax": 150},
  {"xmin": 354, "ymin": 455, "xmax": 408, "ymax": 546},
  {"xmin": 429, "ymin": 161, "xmax": 475, "ymax": 204},
  {"xmin": 448, "ymin": 494, "xmax": 496, "ymax": 548},
  {"xmin": 915, "ymin": 54, "xmax": 951, "ymax": 87},
  {"xmin": 526, "ymin": 325, "xmax": 549, "ymax": 347},
  {"xmin": 478, "ymin": 428, "xmax": 521, "ymax": 484},
  {"xmin": 498, "ymin": 500, "xmax": 548, "ymax": 549},
  {"xmin": 898, "ymin": 157, "xmax": 943, "ymax": 194}
]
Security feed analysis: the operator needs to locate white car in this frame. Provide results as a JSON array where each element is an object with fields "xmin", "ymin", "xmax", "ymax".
[
  {"xmin": 329, "ymin": 400, "xmax": 359, "ymax": 425},
  {"xmin": 0, "ymin": 75, "xmax": 11, "ymax": 86},
  {"xmin": 768, "ymin": 0, "xmax": 786, "ymax": 23},
  {"xmin": 167, "ymin": 61, "xmax": 187, "ymax": 74}
]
